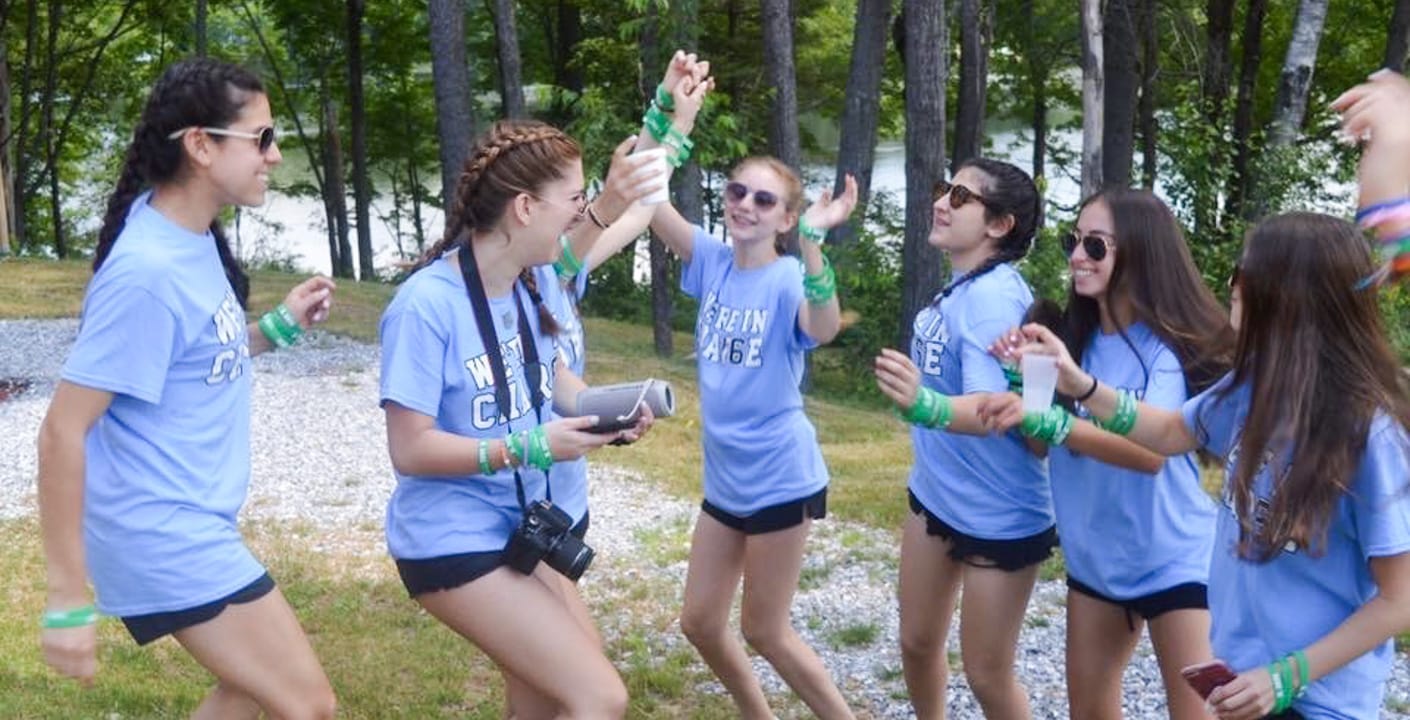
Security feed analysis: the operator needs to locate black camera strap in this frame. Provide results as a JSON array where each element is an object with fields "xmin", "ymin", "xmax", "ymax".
[{"xmin": 456, "ymin": 236, "xmax": 550, "ymax": 511}]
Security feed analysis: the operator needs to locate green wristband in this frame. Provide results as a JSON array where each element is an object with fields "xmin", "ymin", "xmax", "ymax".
[
  {"xmin": 41, "ymin": 604, "xmax": 98, "ymax": 629},
  {"xmin": 477, "ymin": 439, "xmax": 492, "ymax": 475},
  {"xmin": 1292, "ymin": 650, "xmax": 1310, "ymax": 694},
  {"xmin": 654, "ymin": 83, "xmax": 676, "ymax": 112},
  {"xmin": 528, "ymin": 426, "xmax": 554, "ymax": 471},
  {"xmin": 1002, "ymin": 364, "xmax": 1023, "ymax": 393},
  {"xmin": 643, "ymin": 103, "xmax": 672, "ymax": 142},
  {"xmin": 554, "ymin": 234, "xmax": 583, "ymax": 279},
  {"xmin": 798, "ymin": 218, "xmax": 826, "ymax": 245},
  {"xmin": 258, "ymin": 303, "xmax": 305, "ymax": 349},
  {"xmin": 802, "ymin": 255, "xmax": 837, "ymax": 305}
]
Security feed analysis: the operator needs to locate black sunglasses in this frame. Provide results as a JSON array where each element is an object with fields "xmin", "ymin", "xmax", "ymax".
[
  {"xmin": 1062, "ymin": 230, "xmax": 1115, "ymax": 262},
  {"xmin": 931, "ymin": 180, "xmax": 992, "ymax": 210},
  {"xmin": 724, "ymin": 181, "xmax": 780, "ymax": 210}
]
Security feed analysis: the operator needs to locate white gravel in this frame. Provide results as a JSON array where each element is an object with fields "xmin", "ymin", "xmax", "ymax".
[{"xmin": 2, "ymin": 318, "xmax": 1407, "ymax": 719}]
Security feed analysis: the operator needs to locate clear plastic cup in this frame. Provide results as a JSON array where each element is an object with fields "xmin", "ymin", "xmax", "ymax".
[
  {"xmin": 1021, "ymin": 354, "xmax": 1059, "ymax": 413},
  {"xmin": 630, "ymin": 147, "xmax": 671, "ymax": 205}
]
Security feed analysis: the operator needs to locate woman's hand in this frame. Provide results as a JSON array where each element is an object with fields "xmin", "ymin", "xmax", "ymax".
[
  {"xmin": 874, "ymin": 348, "xmax": 922, "ymax": 410},
  {"xmin": 543, "ymin": 416, "xmax": 619, "ymax": 461},
  {"xmin": 1206, "ymin": 666, "xmax": 1276, "ymax": 720},
  {"xmin": 1333, "ymin": 69, "xmax": 1410, "ymax": 151},
  {"xmin": 659, "ymin": 50, "xmax": 698, "ymax": 96},
  {"xmin": 976, "ymin": 392, "xmax": 1026, "ymax": 433},
  {"xmin": 609, "ymin": 403, "xmax": 655, "ymax": 446},
  {"xmin": 801, "ymin": 174, "xmax": 859, "ymax": 232},
  {"xmin": 41, "ymin": 616, "xmax": 97, "ymax": 686},
  {"xmin": 282, "ymin": 276, "xmax": 336, "ymax": 329},
  {"xmin": 668, "ymin": 65, "xmax": 715, "ymax": 138},
  {"xmin": 992, "ymin": 323, "xmax": 1088, "ymax": 397}
]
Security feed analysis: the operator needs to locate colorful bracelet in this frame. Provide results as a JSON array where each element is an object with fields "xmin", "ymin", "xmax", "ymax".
[
  {"xmin": 901, "ymin": 387, "xmax": 953, "ymax": 429},
  {"xmin": 1002, "ymin": 364, "xmax": 1023, "ymax": 394},
  {"xmin": 1356, "ymin": 197, "xmax": 1410, "ymax": 224},
  {"xmin": 41, "ymin": 604, "xmax": 98, "ymax": 629},
  {"xmin": 258, "ymin": 303, "xmax": 305, "ymax": 348}
]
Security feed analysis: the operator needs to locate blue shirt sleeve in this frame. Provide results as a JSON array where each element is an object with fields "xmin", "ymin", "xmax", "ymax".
[
  {"xmin": 379, "ymin": 303, "xmax": 447, "ymax": 418},
  {"xmin": 62, "ymin": 284, "xmax": 179, "ymax": 404},
  {"xmin": 959, "ymin": 303, "xmax": 1019, "ymax": 395},
  {"xmin": 1352, "ymin": 418, "xmax": 1410, "ymax": 560},
  {"xmin": 680, "ymin": 227, "xmax": 726, "ymax": 299},
  {"xmin": 1182, "ymin": 372, "xmax": 1237, "ymax": 456}
]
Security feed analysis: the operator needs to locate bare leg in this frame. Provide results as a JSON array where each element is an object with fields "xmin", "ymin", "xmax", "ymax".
[
  {"xmin": 956, "ymin": 562, "xmax": 1040, "ymax": 720},
  {"xmin": 1147, "ymin": 608, "xmax": 1214, "ymax": 720},
  {"xmin": 897, "ymin": 512, "xmax": 965, "ymax": 720},
  {"xmin": 1064, "ymin": 588, "xmax": 1143, "ymax": 720}
]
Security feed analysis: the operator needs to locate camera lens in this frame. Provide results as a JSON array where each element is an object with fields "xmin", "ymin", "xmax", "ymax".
[{"xmin": 546, "ymin": 533, "xmax": 595, "ymax": 581}]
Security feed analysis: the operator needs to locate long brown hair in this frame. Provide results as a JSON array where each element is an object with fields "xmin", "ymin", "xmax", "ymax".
[
  {"xmin": 1064, "ymin": 189, "xmax": 1233, "ymax": 396},
  {"xmin": 1212, "ymin": 212, "xmax": 1410, "ymax": 560},
  {"xmin": 412, "ymin": 120, "xmax": 582, "ymax": 334}
]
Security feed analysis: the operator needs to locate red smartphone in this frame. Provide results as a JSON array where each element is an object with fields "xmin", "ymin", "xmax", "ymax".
[{"xmin": 1182, "ymin": 660, "xmax": 1238, "ymax": 699}]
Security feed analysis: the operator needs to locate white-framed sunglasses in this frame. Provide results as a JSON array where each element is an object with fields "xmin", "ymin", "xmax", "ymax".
[{"xmin": 167, "ymin": 125, "xmax": 277, "ymax": 154}]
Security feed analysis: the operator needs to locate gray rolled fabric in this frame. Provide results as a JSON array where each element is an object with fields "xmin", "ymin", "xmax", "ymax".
[{"xmin": 575, "ymin": 379, "xmax": 675, "ymax": 433}]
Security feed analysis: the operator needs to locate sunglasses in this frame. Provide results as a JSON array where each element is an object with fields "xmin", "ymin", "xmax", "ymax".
[
  {"xmin": 168, "ymin": 125, "xmax": 278, "ymax": 154},
  {"xmin": 1062, "ymin": 230, "xmax": 1116, "ymax": 262},
  {"xmin": 724, "ymin": 181, "xmax": 780, "ymax": 211},
  {"xmin": 931, "ymin": 180, "xmax": 992, "ymax": 210}
]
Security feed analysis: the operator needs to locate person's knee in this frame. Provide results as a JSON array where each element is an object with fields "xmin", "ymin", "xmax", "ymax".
[
  {"xmin": 563, "ymin": 675, "xmax": 627, "ymax": 719},
  {"xmin": 960, "ymin": 650, "xmax": 1015, "ymax": 703},
  {"xmin": 898, "ymin": 624, "xmax": 943, "ymax": 663},
  {"xmin": 275, "ymin": 676, "xmax": 337, "ymax": 720},
  {"xmin": 739, "ymin": 613, "xmax": 789, "ymax": 657},
  {"xmin": 680, "ymin": 606, "xmax": 726, "ymax": 648}
]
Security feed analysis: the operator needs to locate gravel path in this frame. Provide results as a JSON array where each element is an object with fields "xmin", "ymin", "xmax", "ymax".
[{"xmin": 2, "ymin": 319, "xmax": 1406, "ymax": 719}]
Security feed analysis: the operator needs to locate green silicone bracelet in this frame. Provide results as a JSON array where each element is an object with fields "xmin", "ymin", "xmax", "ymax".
[{"xmin": 41, "ymin": 604, "xmax": 98, "ymax": 629}]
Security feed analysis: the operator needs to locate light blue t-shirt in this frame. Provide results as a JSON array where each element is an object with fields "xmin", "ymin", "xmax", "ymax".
[
  {"xmin": 540, "ymin": 269, "xmax": 591, "ymax": 526},
  {"xmin": 907, "ymin": 264, "xmax": 1052, "ymax": 539},
  {"xmin": 1050, "ymin": 323, "xmax": 1216, "ymax": 598},
  {"xmin": 1183, "ymin": 375, "xmax": 1410, "ymax": 719},
  {"xmin": 680, "ymin": 228, "xmax": 828, "ymax": 514},
  {"xmin": 379, "ymin": 258, "xmax": 561, "ymax": 558},
  {"xmin": 61, "ymin": 192, "xmax": 263, "ymax": 617}
]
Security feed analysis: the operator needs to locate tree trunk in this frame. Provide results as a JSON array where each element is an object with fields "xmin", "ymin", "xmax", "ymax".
[
  {"xmin": 1267, "ymin": 0, "xmax": 1328, "ymax": 150},
  {"xmin": 554, "ymin": 0, "xmax": 583, "ymax": 94},
  {"xmin": 428, "ymin": 0, "xmax": 476, "ymax": 209},
  {"xmin": 492, "ymin": 0, "xmax": 526, "ymax": 119},
  {"xmin": 42, "ymin": 0, "xmax": 62, "ymax": 257},
  {"xmin": 1102, "ymin": 0, "xmax": 1137, "ymax": 191},
  {"xmin": 899, "ymin": 0, "xmax": 946, "ymax": 351},
  {"xmin": 952, "ymin": 0, "xmax": 989, "ymax": 171},
  {"xmin": 761, "ymin": 0, "xmax": 802, "ymax": 256},
  {"xmin": 195, "ymin": 0, "xmax": 208, "ymax": 56},
  {"xmin": 1227, "ymin": 0, "xmax": 1267, "ymax": 223},
  {"xmin": 1138, "ymin": 0, "xmax": 1158, "ymax": 189},
  {"xmin": 346, "ymin": 0, "xmax": 373, "ymax": 280},
  {"xmin": 829, "ymin": 0, "xmax": 890, "ymax": 245},
  {"xmin": 322, "ymin": 90, "xmax": 354, "ymax": 279},
  {"xmin": 1080, "ymin": 0, "xmax": 1104, "ymax": 198},
  {"xmin": 1385, "ymin": 0, "xmax": 1410, "ymax": 72},
  {"xmin": 13, "ymin": 0, "xmax": 35, "ymax": 250},
  {"xmin": 0, "ymin": 28, "xmax": 11, "ymax": 256},
  {"xmin": 1202, "ymin": 0, "xmax": 1235, "ymax": 123}
]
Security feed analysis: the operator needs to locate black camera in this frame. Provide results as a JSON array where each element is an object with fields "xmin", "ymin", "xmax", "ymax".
[{"xmin": 502, "ymin": 500, "xmax": 594, "ymax": 581}]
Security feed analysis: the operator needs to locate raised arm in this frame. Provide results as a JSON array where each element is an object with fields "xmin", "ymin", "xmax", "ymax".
[
  {"xmin": 796, "ymin": 174, "xmax": 858, "ymax": 345},
  {"xmin": 641, "ymin": 51, "xmax": 715, "ymax": 262}
]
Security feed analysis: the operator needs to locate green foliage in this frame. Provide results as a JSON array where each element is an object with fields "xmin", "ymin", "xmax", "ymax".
[{"xmin": 1019, "ymin": 225, "xmax": 1071, "ymax": 305}]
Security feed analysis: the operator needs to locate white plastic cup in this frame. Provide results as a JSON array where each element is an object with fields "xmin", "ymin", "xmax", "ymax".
[
  {"xmin": 1020, "ymin": 354, "xmax": 1059, "ymax": 413},
  {"xmin": 630, "ymin": 147, "xmax": 671, "ymax": 206}
]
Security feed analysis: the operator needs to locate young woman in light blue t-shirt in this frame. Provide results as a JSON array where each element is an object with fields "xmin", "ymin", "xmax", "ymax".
[
  {"xmin": 380, "ymin": 120, "xmax": 657, "ymax": 719},
  {"xmin": 37, "ymin": 59, "xmax": 338, "ymax": 717},
  {"xmin": 872, "ymin": 158, "xmax": 1056, "ymax": 719},
  {"xmin": 988, "ymin": 189, "xmax": 1235, "ymax": 719},
  {"xmin": 1009, "ymin": 209, "xmax": 1410, "ymax": 720},
  {"xmin": 637, "ymin": 51, "xmax": 861, "ymax": 719}
]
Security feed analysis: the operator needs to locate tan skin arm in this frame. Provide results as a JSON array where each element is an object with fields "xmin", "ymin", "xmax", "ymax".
[
  {"xmin": 246, "ymin": 276, "xmax": 336, "ymax": 356},
  {"xmin": 975, "ymin": 391, "xmax": 1166, "ymax": 473},
  {"xmin": 37, "ymin": 381, "xmax": 113, "ymax": 684}
]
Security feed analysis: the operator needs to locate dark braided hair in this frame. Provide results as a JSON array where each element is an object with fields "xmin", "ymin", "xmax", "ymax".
[
  {"xmin": 411, "ymin": 120, "xmax": 582, "ymax": 336},
  {"xmin": 936, "ymin": 157, "xmax": 1040, "ymax": 300},
  {"xmin": 94, "ymin": 58, "xmax": 265, "ymax": 308}
]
